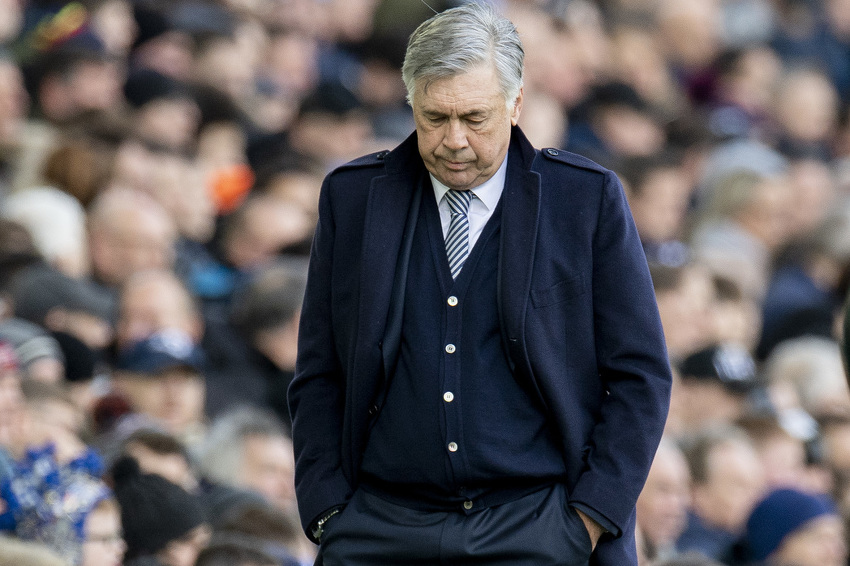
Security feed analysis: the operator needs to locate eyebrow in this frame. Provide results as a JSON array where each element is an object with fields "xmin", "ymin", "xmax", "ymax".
[{"xmin": 422, "ymin": 109, "xmax": 489, "ymax": 119}]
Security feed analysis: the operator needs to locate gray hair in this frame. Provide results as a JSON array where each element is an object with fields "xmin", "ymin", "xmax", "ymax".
[
  {"xmin": 197, "ymin": 406, "xmax": 288, "ymax": 487},
  {"xmin": 402, "ymin": 2, "xmax": 524, "ymax": 107}
]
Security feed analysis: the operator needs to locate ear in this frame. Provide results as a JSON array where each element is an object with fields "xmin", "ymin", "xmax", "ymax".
[{"xmin": 510, "ymin": 87, "xmax": 524, "ymax": 126}]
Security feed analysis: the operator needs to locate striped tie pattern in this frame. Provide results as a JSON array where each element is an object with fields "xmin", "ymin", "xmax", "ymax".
[{"xmin": 445, "ymin": 189, "xmax": 473, "ymax": 279}]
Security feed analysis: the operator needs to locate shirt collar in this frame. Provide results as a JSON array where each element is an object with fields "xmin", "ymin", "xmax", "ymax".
[{"xmin": 430, "ymin": 154, "xmax": 508, "ymax": 211}]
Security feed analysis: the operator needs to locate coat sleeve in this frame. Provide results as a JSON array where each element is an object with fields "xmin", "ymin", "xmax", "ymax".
[
  {"xmin": 568, "ymin": 169, "xmax": 672, "ymax": 536},
  {"xmin": 287, "ymin": 174, "xmax": 354, "ymax": 540}
]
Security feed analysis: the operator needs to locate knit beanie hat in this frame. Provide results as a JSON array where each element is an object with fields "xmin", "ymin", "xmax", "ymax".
[
  {"xmin": 746, "ymin": 488, "xmax": 838, "ymax": 561},
  {"xmin": 112, "ymin": 456, "xmax": 206, "ymax": 560},
  {"xmin": 0, "ymin": 318, "xmax": 64, "ymax": 376}
]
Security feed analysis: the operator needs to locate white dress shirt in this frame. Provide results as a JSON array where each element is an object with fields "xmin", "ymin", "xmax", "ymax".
[{"xmin": 430, "ymin": 155, "xmax": 508, "ymax": 251}]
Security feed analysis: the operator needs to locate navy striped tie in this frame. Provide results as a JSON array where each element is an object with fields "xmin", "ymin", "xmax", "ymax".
[{"xmin": 445, "ymin": 189, "xmax": 473, "ymax": 279}]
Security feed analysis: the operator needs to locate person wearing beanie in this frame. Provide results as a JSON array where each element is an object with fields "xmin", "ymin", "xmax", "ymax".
[
  {"xmin": 745, "ymin": 488, "xmax": 846, "ymax": 566},
  {"xmin": 0, "ymin": 318, "xmax": 65, "ymax": 382},
  {"xmin": 111, "ymin": 456, "xmax": 210, "ymax": 566},
  {"xmin": 9, "ymin": 263, "xmax": 115, "ymax": 350}
]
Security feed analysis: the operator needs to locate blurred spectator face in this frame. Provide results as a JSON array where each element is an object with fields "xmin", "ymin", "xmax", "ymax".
[
  {"xmin": 0, "ymin": 0, "xmax": 22, "ymax": 45},
  {"xmin": 770, "ymin": 515, "xmax": 846, "ymax": 566},
  {"xmin": 775, "ymin": 70, "xmax": 839, "ymax": 144},
  {"xmin": 133, "ymin": 31, "xmax": 195, "ymax": 81},
  {"xmin": 194, "ymin": 37, "xmax": 255, "ymax": 104},
  {"xmin": 81, "ymin": 500, "xmax": 126, "ymax": 566},
  {"xmin": 291, "ymin": 108, "xmax": 373, "ymax": 169},
  {"xmin": 90, "ymin": 0, "xmax": 138, "ymax": 56},
  {"xmin": 328, "ymin": 0, "xmax": 378, "ymax": 43},
  {"xmin": 265, "ymin": 0, "xmax": 330, "ymax": 36},
  {"xmin": 595, "ymin": 104, "xmax": 666, "ymax": 158},
  {"xmin": 657, "ymin": 0, "xmax": 721, "ymax": 70},
  {"xmin": 758, "ymin": 431, "xmax": 807, "ymax": 490},
  {"xmin": 263, "ymin": 31, "xmax": 319, "ymax": 98},
  {"xmin": 765, "ymin": 339, "xmax": 850, "ymax": 419},
  {"xmin": 134, "ymin": 97, "xmax": 201, "ymax": 153},
  {"xmin": 25, "ymin": 357, "xmax": 64, "ymax": 383},
  {"xmin": 786, "ymin": 159, "xmax": 835, "ymax": 238},
  {"xmin": 516, "ymin": 90, "xmax": 566, "ymax": 150},
  {"xmin": 264, "ymin": 170, "xmax": 321, "ymax": 221},
  {"xmin": 628, "ymin": 165, "xmax": 691, "ymax": 243},
  {"xmin": 517, "ymin": 10, "xmax": 589, "ymax": 108},
  {"xmin": 558, "ymin": 2, "xmax": 611, "ymax": 85},
  {"xmin": 24, "ymin": 385, "xmax": 87, "ymax": 463},
  {"xmin": 114, "ymin": 367, "xmax": 205, "ymax": 437},
  {"xmin": 145, "ymin": 153, "xmax": 215, "ymax": 243},
  {"xmin": 254, "ymin": 319, "xmax": 299, "ymax": 372},
  {"xmin": 610, "ymin": 26, "xmax": 679, "ymax": 111},
  {"xmin": 223, "ymin": 196, "xmax": 314, "ymax": 270},
  {"xmin": 718, "ymin": 46, "xmax": 781, "ymax": 114},
  {"xmin": 197, "ymin": 122, "xmax": 247, "ymax": 170},
  {"xmin": 822, "ymin": 419, "xmax": 850, "ymax": 473},
  {"xmin": 0, "ymin": 57, "xmax": 28, "ymax": 145},
  {"xmin": 675, "ymin": 379, "xmax": 748, "ymax": 434},
  {"xmin": 657, "ymin": 0, "xmax": 720, "ymax": 69},
  {"xmin": 48, "ymin": 310, "xmax": 112, "ymax": 350},
  {"xmin": 125, "ymin": 440, "xmax": 196, "ymax": 491},
  {"xmin": 39, "ymin": 57, "xmax": 124, "ymax": 123},
  {"xmin": 735, "ymin": 176, "xmax": 792, "ymax": 252},
  {"xmin": 636, "ymin": 441, "xmax": 691, "ymax": 551},
  {"xmin": 156, "ymin": 523, "xmax": 211, "ymax": 566},
  {"xmin": 692, "ymin": 439, "xmax": 766, "ymax": 534},
  {"xmin": 88, "ymin": 189, "xmax": 177, "ymax": 287},
  {"xmin": 712, "ymin": 293, "xmax": 760, "ymax": 352},
  {"xmin": 827, "ymin": 0, "xmax": 850, "ymax": 37},
  {"xmin": 655, "ymin": 264, "xmax": 715, "ymax": 360},
  {"xmin": 117, "ymin": 270, "xmax": 202, "ymax": 349},
  {"xmin": 239, "ymin": 433, "xmax": 296, "ymax": 513}
]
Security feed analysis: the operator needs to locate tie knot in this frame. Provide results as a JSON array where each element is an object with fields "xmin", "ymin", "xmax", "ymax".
[{"xmin": 446, "ymin": 189, "xmax": 473, "ymax": 216}]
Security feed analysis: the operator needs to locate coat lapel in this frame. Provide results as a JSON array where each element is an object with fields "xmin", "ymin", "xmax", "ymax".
[
  {"xmin": 354, "ymin": 136, "xmax": 423, "ymax": 391},
  {"xmin": 499, "ymin": 128, "xmax": 541, "ymax": 375},
  {"xmin": 357, "ymin": 174, "xmax": 417, "ymax": 355}
]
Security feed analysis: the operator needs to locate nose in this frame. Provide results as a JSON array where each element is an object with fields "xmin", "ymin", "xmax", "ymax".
[{"xmin": 443, "ymin": 119, "xmax": 468, "ymax": 151}]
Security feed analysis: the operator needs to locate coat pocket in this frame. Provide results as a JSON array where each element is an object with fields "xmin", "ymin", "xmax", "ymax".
[{"xmin": 530, "ymin": 274, "xmax": 585, "ymax": 308}]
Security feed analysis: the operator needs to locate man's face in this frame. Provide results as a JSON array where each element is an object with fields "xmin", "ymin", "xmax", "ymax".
[
  {"xmin": 239, "ymin": 434, "xmax": 296, "ymax": 513},
  {"xmin": 117, "ymin": 276, "xmax": 198, "ymax": 349},
  {"xmin": 694, "ymin": 441, "xmax": 765, "ymax": 533},
  {"xmin": 636, "ymin": 445, "xmax": 691, "ymax": 549},
  {"xmin": 81, "ymin": 506, "xmax": 125, "ymax": 566},
  {"xmin": 115, "ymin": 368, "xmax": 205, "ymax": 435},
  {"xmin": 773, "ymin": 515, "xmax": 847, "ymax": 566},
  {"xmin": 412, "ymin": 63, "xmax": 522, "ymax": 191}
]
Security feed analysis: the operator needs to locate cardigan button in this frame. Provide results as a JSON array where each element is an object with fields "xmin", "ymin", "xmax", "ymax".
[
  {"xmin": 367, "ymin": 405, "xmax": 379, "ymax": 416},
  {"xmin": 445, "ymin": 344, "xmax": 456, "ymax": 354},
  {"xmin": 447, "ymin": 296, "xmax": 458, "ymax": 306}
]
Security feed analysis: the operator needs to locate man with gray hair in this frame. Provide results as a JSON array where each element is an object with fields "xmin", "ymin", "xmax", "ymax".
[{"xmin": 289, "ymin": 3, "xmax": 671, "ymax": 565}]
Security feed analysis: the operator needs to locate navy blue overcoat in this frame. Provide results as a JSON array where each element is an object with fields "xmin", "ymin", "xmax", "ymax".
[{"xmin": 289, "ymin": 126, "xmax": 672, "ymax": 565}]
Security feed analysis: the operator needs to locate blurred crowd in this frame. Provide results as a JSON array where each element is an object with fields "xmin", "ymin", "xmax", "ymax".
[{"xmin": 0, "ymin": 0, "xmax": 849, "ymax": 565}]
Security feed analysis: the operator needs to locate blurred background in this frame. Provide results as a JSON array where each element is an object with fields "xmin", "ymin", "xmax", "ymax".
[{"xmin": 1, "ymin": 0, "xmax": 850, "ymax": 565}]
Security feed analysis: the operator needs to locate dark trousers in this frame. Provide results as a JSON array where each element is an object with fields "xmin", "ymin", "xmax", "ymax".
[{"xmin": 317, "ymin": 484, "xmax": 593, "ymax": 565}]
